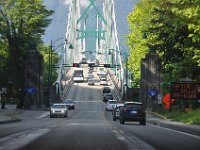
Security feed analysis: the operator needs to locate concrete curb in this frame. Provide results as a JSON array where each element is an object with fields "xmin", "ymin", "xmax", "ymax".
[
  {"xmin": 147, "ymin": 119, "xmax": 200, "ymax": 136},
  {"xmin": 146, "ymin": 111, "xmax": 167, "ymax": 119},
  {"xmin": 0, "ymin": 118, "xmax": 21, "ymax": 124},
  {"xmin": 146, "ymin": 111, "xmax": 200, "ymax": 136}
]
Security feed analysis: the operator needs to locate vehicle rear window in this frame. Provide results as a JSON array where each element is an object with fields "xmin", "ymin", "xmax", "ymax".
[
  {"xmin": 125, "ymin": 104, "xmax": 142, "ymax": 109},
  {"xmin": 103, "ymin": 88, "xmax": 111, "ymax": 93},
  {"xmin": 109, "ymin": 101, "xmax": 117, "ymax": 104},
  {"xmin": 105, "ymin": 93, "xmax": 112, "ymax": 96},
  {"xmin": 64, "ymin": 100, "xmax": 72, "ymax": 103}
]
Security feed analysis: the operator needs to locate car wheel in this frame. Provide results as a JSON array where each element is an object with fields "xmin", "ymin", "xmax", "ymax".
[
  {"xmin": 113, "ymin": 117, "xmax": 116, "ymax": 121},
  {"xmin": 120, "ymin": 117, "xmax": 125, "ymax": 124},
  {"xmin": 140, "ymin": 119, "xmax": 146, "ymax": 125}
]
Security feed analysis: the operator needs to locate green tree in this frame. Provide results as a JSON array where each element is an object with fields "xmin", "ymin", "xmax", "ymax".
[
  {"xmin": 126, "ymin": 0, "xmax": 156, "ymax": 86},
  {"xmin": 0, "ymin": 0, "xmax": 53, "ymax": 107},
  {"xmin": 149, "ymin": 0, "xmax": 200, "ymax": 82},
  {"xmin": 38, "ymin": 44, "xmax": 59, "ymax": 85},
  {"xmin": 0, "ymin": 41, "xmax": 9, "ymax": 81},
  {"xmin": 126, "ymin": 0, "xmax": 200, "ymax": 88}
]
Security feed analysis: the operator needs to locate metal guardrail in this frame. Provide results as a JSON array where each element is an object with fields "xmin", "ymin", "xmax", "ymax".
[
  {"xmin": 60, "ymin": 68, "xmax": 74, "ymax": 101},
  {"xmin": 59, "ymin": 68, "xmax": 122, "ymax": 102},
  {"xmin": 108, "ymin": 69, "xmax": 122, "ymax": 102},
  {"xmin": 60, "ymin": 78, "xmax": 73, "ymax": 101}
]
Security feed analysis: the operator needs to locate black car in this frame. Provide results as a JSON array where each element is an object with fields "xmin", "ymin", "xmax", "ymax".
[
  {"xmin": 103, "ymin": 87, "xmax": 111, "ymax": 94},
  {"xmin": 119, "ymin": 102, "xmax": 146, "ymax": 125},
  {"xmin": 103, "ymin": 93, "xmax": 113, "ymax": 102}
]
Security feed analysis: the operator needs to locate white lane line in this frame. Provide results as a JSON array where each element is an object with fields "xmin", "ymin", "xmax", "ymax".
[
  {"xmin": 34, "ymin": 112, "xmax": 49, "ymax": 119},
  {"xmin": 74, "ymin": 100, "xmax": 101, "ymax": 103},
  {"xmin": 149, "ymin": 124, "xmax": 200, "ymax": 139},
  {"xmin": 112, "ymin": 130, "xmax": 126, "ymax": 142}
]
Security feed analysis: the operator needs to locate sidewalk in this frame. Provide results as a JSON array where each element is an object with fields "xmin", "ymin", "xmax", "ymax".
[
  {"xmin": 0, "ymin": 105, "xmax": 49, "ymax": 124},
  {"xmin": 0, "ymin": 105, "xmax": 21, "ymax": 124}
]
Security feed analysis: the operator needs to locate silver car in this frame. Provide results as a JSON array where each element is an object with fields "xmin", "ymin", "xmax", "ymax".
[
  {"xmin": 106, "ymin": 100, "xmax": 117, "ymax": 111},
  {"xmin": 63, "ymin": 99, "xmax": 75, "ymax": 109},
  {"xmin": 112, "ymin": 103, "xmax": 124, "ymax": 121},
  {"xmin": 50, "ymin": 103, "xmax": 68, "ymax": 118}
]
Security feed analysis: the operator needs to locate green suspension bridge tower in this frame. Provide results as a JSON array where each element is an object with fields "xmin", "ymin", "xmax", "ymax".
[{"xmin": 57, "ymin": 0, "xmax": 124, "ymax": 98}]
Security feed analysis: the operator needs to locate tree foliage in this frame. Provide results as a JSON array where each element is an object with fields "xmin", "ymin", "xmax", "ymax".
[
  {"xmin": 126, "ymin": 0, "xmax": 200, "ymax": 87},
  {"xmin": 38, "ymin": 44, "xmax": 59, "ymax": 85},
  {"xmin": 0, "ymin": 0, "xmax": 53, "ymax": 85},
  {"xmin": 0, "ymin": 0, "xmax": 54, "ymax": 107}
]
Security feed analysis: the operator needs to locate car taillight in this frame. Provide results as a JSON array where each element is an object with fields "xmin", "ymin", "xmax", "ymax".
[{"xmin": 123, "ymin": 108, "xmax": 128, "ymax": 112}]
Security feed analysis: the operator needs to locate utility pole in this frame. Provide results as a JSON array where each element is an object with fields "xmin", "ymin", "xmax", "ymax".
[
  {"xmin": 125, "ymin": 53, "xmax": 128, "ymax": 101},
  {"xmin": 47, "ymin": 40, "xmax": 52, "ymax": 106}
]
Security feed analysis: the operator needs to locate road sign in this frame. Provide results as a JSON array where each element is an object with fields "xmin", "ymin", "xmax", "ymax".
[
  {"xmin": 171, "ymin": 82, "xmax": 200, "ymax": 100},
  {"xmin": 148, "ymin": 89, "xmax": 157, "ymax": 97},
  {"xmin": 163, "ymin": 93, "xmax": 175, "ymax": 110},
  {"xmin": 26, "ymin": 87, "xmax": 36, "ymax": 95}
]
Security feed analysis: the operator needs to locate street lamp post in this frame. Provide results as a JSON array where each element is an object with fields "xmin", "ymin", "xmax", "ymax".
[
  {"xmin": 47, "ymin": 38, "xmax": 66, "ymax": 106},
  {"xmin": 125, "ymin": 53, "xmax": 128, "ymax": 101},
  {"xmin": 68, "ymin": 43, "xmax": 74, "ymax": 63},
  {"xmin": 47, "ymin": 40, "xmax": 52, "ymax": 106},
  {"xmin": 108, "ymin": 49, "xmax": 114, "ymax": 66}
]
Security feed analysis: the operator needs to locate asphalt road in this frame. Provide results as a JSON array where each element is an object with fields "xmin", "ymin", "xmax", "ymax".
[{"xmin": 0, "ymin": 71, "xmax": 200, "ymax": 150}]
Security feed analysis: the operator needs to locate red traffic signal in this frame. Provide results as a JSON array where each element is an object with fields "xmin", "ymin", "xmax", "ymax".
[{"xmin": 73, "ymin": 63, "xmax": 80, "ymax": 67}]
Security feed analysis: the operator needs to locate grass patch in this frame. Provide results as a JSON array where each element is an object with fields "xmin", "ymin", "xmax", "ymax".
[{"xmin": 157, "ymin": 108, "xmax": 200, "ymax": 125}]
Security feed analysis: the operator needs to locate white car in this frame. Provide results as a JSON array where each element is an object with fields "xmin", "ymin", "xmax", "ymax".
[
  {"xmin": 50, "ymin": 103, "xmax": 68, "ymax": 118},
  {"xmin": 100, "ymin": 78, "xmax": 108, "ymax": 85},
  {"xmin": 106, "ymin": 100, "xmax": 117, "ymax": 111}
]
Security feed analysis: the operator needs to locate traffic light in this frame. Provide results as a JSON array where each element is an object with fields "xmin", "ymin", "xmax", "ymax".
[
  {"xmin": 104, "ymin": 64, "xmax": 111, "ymax": 68},
  {"xmin": 88, "ymin": 63, "xmax": 95, "ymax": 67},
  {"xmin": 73, "ymin": 63, "xmax": 80, "ymax": 67}
]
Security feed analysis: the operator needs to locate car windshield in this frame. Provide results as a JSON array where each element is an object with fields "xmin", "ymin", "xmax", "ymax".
[{"xmin": 52, "ymin": 105, "xmax": 65, "ymax": 108}]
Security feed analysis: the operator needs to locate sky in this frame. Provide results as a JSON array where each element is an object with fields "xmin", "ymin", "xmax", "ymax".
[{"xmin": 42, "ymin": 0, "xmax": 137, "ymax": 51}]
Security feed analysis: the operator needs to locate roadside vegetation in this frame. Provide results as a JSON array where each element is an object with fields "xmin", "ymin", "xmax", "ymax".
[
  {"xmin": 157, "ymin": 108, "xmax": 200, "ymax": 125},
  {"xmin": 126, "ymin": 0, "xmax": 200, "ymax": 88},
  {"xmin": 126, "ymin": 0, "xmax": 200, "ymax": 118},
  {"xmin": 0, "ymin": 0, "xmax": 57, "ymax": 107}
]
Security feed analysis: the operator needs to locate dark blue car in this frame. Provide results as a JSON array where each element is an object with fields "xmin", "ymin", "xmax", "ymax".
[{"xmin": 119, "ymin": 102, "xmax": 146, "ymax": 125}]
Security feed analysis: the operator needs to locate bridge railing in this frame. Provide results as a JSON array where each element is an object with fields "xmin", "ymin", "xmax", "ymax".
[
  {"xmin": 108, "ymin": 69, "xmax": 122, "ymax": 102},
  {"xmin": 60, "ymin": 68, "xmax": 74, "ymax": 101}
]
